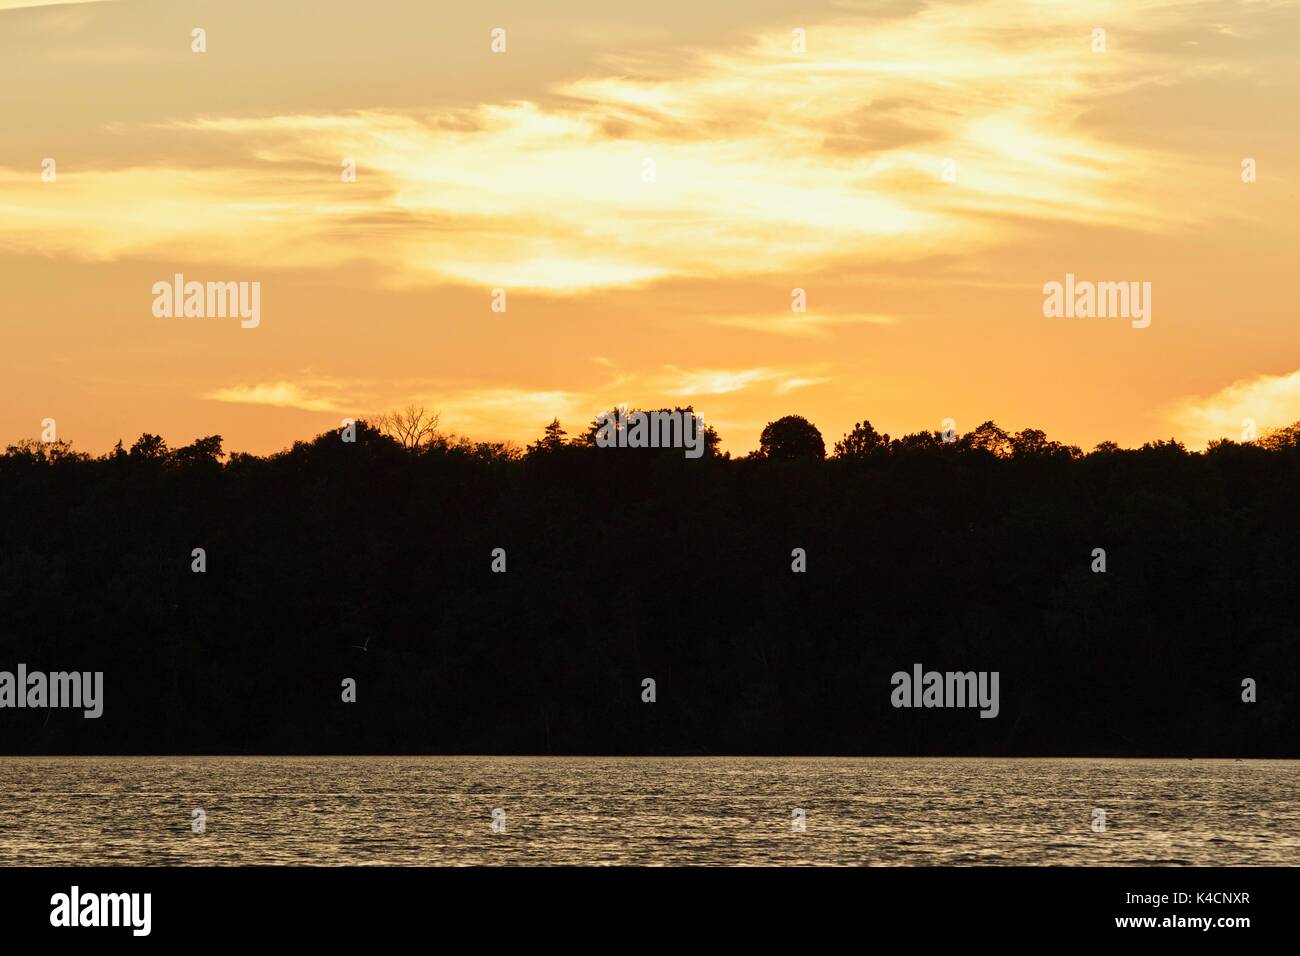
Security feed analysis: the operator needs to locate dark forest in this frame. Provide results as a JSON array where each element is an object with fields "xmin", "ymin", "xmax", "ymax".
[{"xmin": 1, "ymin": 412, "xmax": 1295, "ymax": 757}]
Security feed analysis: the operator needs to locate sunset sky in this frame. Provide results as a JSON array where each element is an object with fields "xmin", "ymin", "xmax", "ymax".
[{"xmin": 1, "ymin": 0, "xmax": 1297, "ymax": 455}]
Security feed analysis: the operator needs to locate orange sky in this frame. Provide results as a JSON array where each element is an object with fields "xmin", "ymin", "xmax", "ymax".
[{"xmin": 1, "ymin": 0, "xmax": 1298, "ymax": 455}]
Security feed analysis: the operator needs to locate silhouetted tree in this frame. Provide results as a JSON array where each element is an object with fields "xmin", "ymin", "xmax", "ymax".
[
  {"xmin": 1010, "ymin": 428, "xmax": 1080, "ymax": 459},
  {"xmin": 758, "ymin": 415, "xmax": 825, "ymax": 460},
  {"xmin": 527, "ymin": 418, "xmax": 568, "ymax": 456},
  {"xmin": 173, "ymin": 435, "xmax": 224, "ymax": 467},
  {"xmin": 377, "ymin": 405, "xmax": 440, "ymax": 450},
  {"xmin": 890, "ymin": 429, "xmax": 942, "ymax": 452},
  {"xmin": 2, "ymin": 438, "xmax": 85, "ymax": 463},
  {"xmin": 832, "ymin": 420, "xmax": 890, "ymax": 459},
  {"xmin": 129, "ymin": 433, "xmax": 168, "ymax": 459},
  {"xmin": 963, "ymin": 420, "xmax": 1012, "ymax": 457}
]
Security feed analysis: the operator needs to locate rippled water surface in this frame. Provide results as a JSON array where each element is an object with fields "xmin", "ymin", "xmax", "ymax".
[{"xmin": 1, "ymin": 757, "xmax": 1296, "ymax": 865}]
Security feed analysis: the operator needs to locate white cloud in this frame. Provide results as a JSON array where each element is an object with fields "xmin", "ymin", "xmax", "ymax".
[{"xmin": 1163, "ymin": 368, "xmax": 1300, "ymax": 446}]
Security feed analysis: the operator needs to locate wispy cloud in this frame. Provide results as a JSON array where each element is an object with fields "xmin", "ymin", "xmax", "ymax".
[
  {"xmin": 0, "ymin": 0, "xmax": 1235, "ymax": 291},
  {"xmin": 712, "ymin": 312, "xmax": 897, "ymax": 337},
  {"xmin": 656, "ymin": 367, "xmax": 783, "ymax": 397},
  {"xmin": 776, "ymin": 377, "xmax": 833, "ymax": 394},
  {"xmin": 0, "ymin": 0, "xmax": 114, "ymax": 9},
  {"xmin": 409, "ymin": 387, "xmax": 590, "ymax": 438},
  {"xmin": 205, "ymin": 381, "xmax": 352, "ymax": 415}
]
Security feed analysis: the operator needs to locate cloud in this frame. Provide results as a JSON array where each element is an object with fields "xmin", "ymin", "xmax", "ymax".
[
  {"xmin": 776, "ymin": 377, "xmax": 832, "ymax": 394},
  {"xmin": 1162, "ymin": 368, "xmax": 1300, "ymax": 446},
  {"xmin": 0, "ymin": 1, "xmax": 113, "ymax": 8},
  {"xmin": 0, "ymin": 0, "xmax": 1235, "ymax": 291},
  {"xmin": 656, "ymin": 367, "xmax": 782, "ymax": 397},
  {"xmin": 0, "ymin": 165, "xmax": 365, "ymax": 267},
  {"xmin": 205, "ymin": 381, "xmax": 352, "ymax": 414},
  {"xmin": 712, "ymin": 312, "xmax": 896, "ymax": 337},
  {"xmin": 409, "ymin": 387, "xmax": 590, "ymax": 438}
]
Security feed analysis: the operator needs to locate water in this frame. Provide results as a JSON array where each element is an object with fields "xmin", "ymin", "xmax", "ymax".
[{"xmin": 0, "ymin": 757, "xmax": 1295, "ymax": 866}]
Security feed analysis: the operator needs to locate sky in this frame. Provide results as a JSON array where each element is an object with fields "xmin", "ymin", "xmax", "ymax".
[{"xmin": 1, "ymin": 0, "xmax": 1297, "ymax": 456}]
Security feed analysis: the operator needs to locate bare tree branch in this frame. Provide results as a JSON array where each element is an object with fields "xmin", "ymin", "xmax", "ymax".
[{"xmin": 376, "ymin": 405, "xmax": 441, "ymax": 450}]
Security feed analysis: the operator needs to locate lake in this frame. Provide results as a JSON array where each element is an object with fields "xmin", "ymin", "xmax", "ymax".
[{"xmin": 1, "ymin": 757, "xmax": 1296, "ymax": 865}]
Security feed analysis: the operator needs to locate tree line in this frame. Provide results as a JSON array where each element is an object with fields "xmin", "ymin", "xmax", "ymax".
[{"xmin": 0, "ymin": 409, "xmax": 1295, "ymax": 756}]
